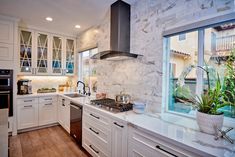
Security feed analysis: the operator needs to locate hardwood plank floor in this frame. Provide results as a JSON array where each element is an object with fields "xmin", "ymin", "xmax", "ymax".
[{"xmin": 9, "ymin": 126, "xmax": 90, "ymax": 157}]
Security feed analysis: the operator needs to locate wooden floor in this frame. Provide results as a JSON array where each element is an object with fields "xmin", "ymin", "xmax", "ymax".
[{"xmin": 9, "ymin": 126, "xmax": 90, "ymax": 157}]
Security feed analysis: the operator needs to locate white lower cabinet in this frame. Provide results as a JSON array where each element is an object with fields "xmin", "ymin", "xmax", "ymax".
[
  {"xmin": 82, "ymin": 106, "xmax": 128, "ymax": 157},
  {"xmin": 17, "ymin": 98, "xmax": 39, "ymax": 130},
  {"xmin": 57, "ymin": 96, "xmax": 70, "ymax": 133},
  {"xmin": 128, "ymin": 126, "xmax": 198, "ymax": 157},
  {"xmin": 17, "ymin": 96, "xmax": 57, "ymax": 130},
  {"xmin": 82, "ymin": 106, "xmax": 111, "ymax": 157},
  {"xmin": 111, "ymin": 119, "xmax": 127, "ymax": 157},
  {"xmin": 38, "ymin": 97, "xmax": 57, "ymax": 126}
]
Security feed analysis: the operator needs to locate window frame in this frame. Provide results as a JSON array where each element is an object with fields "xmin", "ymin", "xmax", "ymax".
[
  {"xmin": 78, "ymin": 47, "xmax": 98, "ymax": 94},
  {"xmin": 162, "ymin": 13, "xmax": 235, "ymax": 127}
]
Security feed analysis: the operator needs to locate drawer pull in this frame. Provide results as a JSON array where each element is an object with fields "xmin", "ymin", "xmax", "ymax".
[
  {"xmin": 44, "ymin": 98, "xmax": 52, "ymax": 101},
  {"xmin": 156, "ymin": 145, "xmax": 178, "ymax": 157},
  {"xmin": 24, "ymin": 105, "xmax": 32, "ymax": 108},
  {"xmin": 90, "ymin": 113, "xmax": 100, "ymax": 119},
  {"xmin": 62, "ymin": 103, "xmax": 65, "ymax": 106},
  {"xmin": 24, "ymin": 100, "xmax": 33, "ymax": 102},
  {"xmin": 89, "ymin": 145, "xmax": 99, "ymax": 154},
  {"xmin": 89, "ymin": 127, "xmax": 99, "ymax": 135},
  {"xmin": 45, "ymin": 103, "xmax": 52, "ymax": 106},
  {"xmin": 114, "ymin": 122, "xmax": 124, "ymax": 128}
]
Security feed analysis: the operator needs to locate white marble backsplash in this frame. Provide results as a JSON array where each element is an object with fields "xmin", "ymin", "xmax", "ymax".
[{"xmin": 76, "ymin": 0, "xmax": 235, "ymax": 113}]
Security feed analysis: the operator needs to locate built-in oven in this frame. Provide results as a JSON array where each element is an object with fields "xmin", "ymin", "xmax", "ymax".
[
  {"xmin": 0, "ymin": 69, "xmax": 13, "ymax": 117},
  {"xmin": 70, "ymin": 101, "xmax": 83, "ymax": 144}
]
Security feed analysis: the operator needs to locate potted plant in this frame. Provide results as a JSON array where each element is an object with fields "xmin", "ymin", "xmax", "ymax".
[{"xmin": 192, "ymin": 75, "xmax": 224, "ymax": 135}]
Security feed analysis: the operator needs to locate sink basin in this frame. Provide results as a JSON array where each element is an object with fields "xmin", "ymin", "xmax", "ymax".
[{"xmin": 64, "ymin": 93, "xmax": 85, "ymax": 98}]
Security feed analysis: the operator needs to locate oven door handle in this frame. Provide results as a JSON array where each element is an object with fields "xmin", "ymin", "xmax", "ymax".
[{"xmin": 0, "ymin": 91, "xmax": 10, "ymax": 94}]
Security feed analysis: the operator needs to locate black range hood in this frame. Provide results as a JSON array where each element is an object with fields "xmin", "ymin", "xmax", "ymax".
[{"xmin": 91, "ymin": 0, "xmax": 141, "ymax": 60}]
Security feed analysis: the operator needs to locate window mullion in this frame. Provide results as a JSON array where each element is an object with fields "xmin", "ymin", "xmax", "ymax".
[
  {"xmin": 196, "ymin": 29, "xmax": 205, "ymax": 96},
  {"xmin": 163, "ymin": 37, "xmax": 170, "ymax": 113}
]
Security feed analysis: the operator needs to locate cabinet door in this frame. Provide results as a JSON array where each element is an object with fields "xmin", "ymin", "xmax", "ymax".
[
  {"xmin": 36, "ymin": 32, "xmax": 49, "ymax": 75},
  {"xmin": 0, "ymin": 43, "xmax": 13, "ymax": 61},
  {"xmin": 52, "ymin": 36, "xmax": 63, "ymax": 75},
  {"xmin": 17, "ymin": 103, "xmax": 38, "ymax": 129},
  {"xmin": 19, "ymin": 30, "xmax": 34, "ymax": 74},
  {"xmin": 111, "ymin": 120, "xmax": 127, "ymax": 157},
  {"xmin": 65, "ymin": 39, "xmax": 75, "ymax": 75},
  {"xmin": 64, "ymin": 99, "xmax": 70, "ymax": 133},
  {"xmin": 0, "ymin": 19, "xmax": 13, "ymax": 44},
  {"xmin": 38, "ymin": 102, "xmax": 57, "ymax": 126},
  {"xmin": 58, "ymin": 98, "xmax": 65, "ymax": 126}
]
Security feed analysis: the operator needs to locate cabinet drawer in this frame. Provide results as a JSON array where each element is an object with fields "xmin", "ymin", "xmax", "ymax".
[
  {"xmin": 17, "ymin": 98, "xmax": 38, "ymax": 105},
  {"xmin": 83, "ymin": 121, "xmax": 110, "ymax": 144},
  {"xmin": 83, "ymin": 136, "xmax": 109, "ymax": 157},
  {"xmin": 83, "ymin": 108, "xmax": 110, "ymax": 129},
  {"xmin": 58, "ymin": 96, "xmax": 66, "ymax": 102},
  {"xmin": 129, "ymin": 127, "xmax": 196, "ymax": 157},
  {"xmin": 39, "ymin": 96, "xmax": 57, "ymax": 103}
]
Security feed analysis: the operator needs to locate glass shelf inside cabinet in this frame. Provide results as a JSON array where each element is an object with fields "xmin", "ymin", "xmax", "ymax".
[
  {"xmin": 37, "ymin": 33, "xmax": 48, "ymax": 73},
  {"xmin": 52, "ymin": 36, "xmax": 62, "ymax": 74},
  {"xmin": 20, "ymin": 30, "xmax": 32, "ymax": 73},
  {"xmin": 66, "ymin": 39, "xmax": 74, "ymax": 74}
]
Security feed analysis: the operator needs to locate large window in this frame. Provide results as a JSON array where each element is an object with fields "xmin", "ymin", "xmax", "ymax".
[
  {"xmin": 164, "ymin": 20, "xmax": 235, "ymax": 119},
  {"xmin": 78, "ymin": 48, "xmax": 98, "ymax": 94}
]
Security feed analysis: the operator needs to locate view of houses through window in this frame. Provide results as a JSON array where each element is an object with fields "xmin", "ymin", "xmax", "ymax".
[{"xmin": 167, "ymin": 21, "xmax": 235, "ymax": 118}]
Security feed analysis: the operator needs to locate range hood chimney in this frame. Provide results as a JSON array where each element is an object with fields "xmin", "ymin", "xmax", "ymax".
[{"xmin": 91, "ymin": 0, "xmax": 141, "ymax": 60}]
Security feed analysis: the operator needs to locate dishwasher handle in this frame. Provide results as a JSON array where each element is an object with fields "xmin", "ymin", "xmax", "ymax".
[{"xmin": 70, "ymin": 102, "xmax": 82, "ymax": 110}]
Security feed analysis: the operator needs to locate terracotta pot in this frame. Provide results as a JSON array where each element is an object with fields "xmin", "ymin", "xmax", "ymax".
[{"xmin": 196, "ymin": 111, "xmax": 224, "ymax": 135}]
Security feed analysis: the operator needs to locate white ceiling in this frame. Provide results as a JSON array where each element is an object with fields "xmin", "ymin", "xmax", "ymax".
[{"xmin": 0, "ymin": 0, "xmax": 136, "ymax": 36}]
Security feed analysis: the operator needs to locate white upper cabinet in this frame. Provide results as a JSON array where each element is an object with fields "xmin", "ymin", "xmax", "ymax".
[
  {"xmin": 18, "ymin": 28, "xmax": 75, "ymax": 76},
  {"xmin": 0, "ymin": 20, "xmax": 13, "ymax": 44},
  {"xmin": 52, "ymin": 36, "xmax": 63, "ymax": 75},
  {"xmin": 19, "ymin": 29, "xmax": 34, "ymax": 74},
  {"xmin": 36, "ymin": 32, "xmax": 49, "ymax": 75},
  {"xmin": 65, "ymin": 38, "xmax": 75, "ymax": 75},
  {"xmin": 0, "ymin": 18, "xmax": 15, "ymax": 61}
]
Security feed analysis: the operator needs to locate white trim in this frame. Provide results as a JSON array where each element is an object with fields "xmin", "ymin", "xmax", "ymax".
[
  {"xmin": 19, "ymin": 25, "xmax": 76, "ymax": 38},
  {"xmin": 196, "ymin": 29, "xmax": 204, "ymax": 96},
  {"xmin": 162, "ymin": 20, "xmax": 235, "ymax": 128},
  {"xmin": 162, "ymin": 37, "xmax": 170, "ymax": 113}
]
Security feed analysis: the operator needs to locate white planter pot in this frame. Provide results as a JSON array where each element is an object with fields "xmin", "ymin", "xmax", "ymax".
[{"xmin": 196, "ymin": 111, "xmax": 224, "ymax": 135}]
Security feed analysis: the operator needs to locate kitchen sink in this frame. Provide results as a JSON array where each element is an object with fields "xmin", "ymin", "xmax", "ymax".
[{"xmin": 64, "ymin": 93, "xmax": 85, "ymax": 98}]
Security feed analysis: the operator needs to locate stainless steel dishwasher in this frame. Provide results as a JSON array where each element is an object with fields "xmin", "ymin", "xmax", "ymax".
[{"xmin": 70, "ymin": 101, "xmax": 82, "ymax": 144}]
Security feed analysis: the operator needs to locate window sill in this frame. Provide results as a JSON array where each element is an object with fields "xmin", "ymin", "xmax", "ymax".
[{"xmin": 159, "ymin": 111, "xmax": 235, "ymax": 132}]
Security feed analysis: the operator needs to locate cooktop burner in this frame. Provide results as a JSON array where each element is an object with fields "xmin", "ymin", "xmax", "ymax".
[{"xmin": 90, "ymin": 98, "xmax": 133, "ymax": 113}]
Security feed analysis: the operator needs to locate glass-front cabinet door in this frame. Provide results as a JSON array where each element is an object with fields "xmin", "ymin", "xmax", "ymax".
[
  {"xmin": 20, "ymin": 30, "xmax": 33, "ymax": 74},
  {"xmin": 52, "ymin": 36, "xmax": 62, "ymax": 75},
  {"xmin": 65, "ymin": 39, "xmax": 75, "ymax": 75},
  {"xmin": 36, "ymin": 33, "xmax": 48, "ymax": 74}
]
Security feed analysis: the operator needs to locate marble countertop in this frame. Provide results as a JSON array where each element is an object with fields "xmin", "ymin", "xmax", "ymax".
[
  {"xmin": 0, "ymin": 109, "xmax": 8, "ymax": 157},
  {"xmin": 16, "ymin": 93, "xmax": 235, "ymax": 157}
]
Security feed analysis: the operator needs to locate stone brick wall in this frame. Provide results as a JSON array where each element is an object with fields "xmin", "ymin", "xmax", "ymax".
[{"xmin": 77, "ymin": 0, "xmax": 234, "ymax": 113}]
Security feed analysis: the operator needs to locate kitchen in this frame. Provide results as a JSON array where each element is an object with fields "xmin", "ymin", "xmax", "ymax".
[{"xmin": 0, "ymin": 0, "xmax": 235, "ymax": 157}]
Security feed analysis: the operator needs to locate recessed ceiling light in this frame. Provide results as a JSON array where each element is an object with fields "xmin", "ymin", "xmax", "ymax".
[
  {"xmin": 75, "ymin": 25, "xmax": 81, "ymax": 29},
  {"xmin": 46, "ymin": 17, "xmax": 53, "ymax": 22}
]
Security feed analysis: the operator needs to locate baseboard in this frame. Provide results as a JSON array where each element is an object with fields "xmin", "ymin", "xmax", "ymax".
[{"xmin": 17, "ymin": 123, "xmax": 59, "ymax": 133}]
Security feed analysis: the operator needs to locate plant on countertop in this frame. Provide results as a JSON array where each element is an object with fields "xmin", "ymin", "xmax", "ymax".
[{"xmin": 192, "ymin": 74, "xmax": 224, "ymax": 115}]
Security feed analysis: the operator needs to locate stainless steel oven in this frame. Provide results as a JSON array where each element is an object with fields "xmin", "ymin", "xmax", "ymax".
[
  {"xmin": 70, "ymin": 102, "xmax": 82, "ymax": 144},
  {"xmin": 0, "ymin": 69, "xmax": 13, "ymax": 117}
]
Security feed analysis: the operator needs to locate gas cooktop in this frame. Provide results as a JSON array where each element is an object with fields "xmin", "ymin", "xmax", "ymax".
[{"xmin": 90, "ymin": 98, "xmax": 133, "ymax": 113}]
